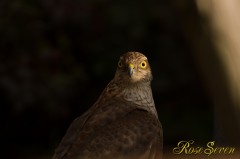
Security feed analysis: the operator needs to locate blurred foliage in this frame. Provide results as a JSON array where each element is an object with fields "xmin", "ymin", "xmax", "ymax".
[{"xmin": 0, "ymin": 0, "xmax": 213, "ymax": 158}]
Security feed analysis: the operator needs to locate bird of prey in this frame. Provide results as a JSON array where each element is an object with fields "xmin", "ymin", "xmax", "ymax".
[{"xmin": 52, "ymin": 52, "xmax": 163, "ymax": 159}]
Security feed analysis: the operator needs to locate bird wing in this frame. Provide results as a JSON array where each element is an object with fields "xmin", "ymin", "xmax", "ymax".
[
  {"xmin": 52, "ymin": 110, "xmax": 92, "ymax": 159},
  {"xmin": 80, "ymin": 108, "xmax": 163, "ymax": 159},
  {"xmin": 53, "ymin": 100, "xmax": 163, "ymax": 159}
]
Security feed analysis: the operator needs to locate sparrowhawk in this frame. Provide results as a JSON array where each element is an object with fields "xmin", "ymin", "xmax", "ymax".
[{"xmin": 52, "ymin": 52, "xmax": 163, "ymax": 159}]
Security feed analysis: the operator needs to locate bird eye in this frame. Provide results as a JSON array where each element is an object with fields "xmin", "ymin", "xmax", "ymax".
[
  {"xmin": 118, "ymin": 60, "xmax": 123, "ymax": 68},
  {"xmin": 140, "ymin": 61, "xmax": 147, "ymax": 69}
]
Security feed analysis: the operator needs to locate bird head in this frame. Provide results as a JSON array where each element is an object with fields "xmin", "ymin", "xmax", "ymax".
[{"xmin": 114, "ymin": 52, "xmax": 153, "ymax": 85}]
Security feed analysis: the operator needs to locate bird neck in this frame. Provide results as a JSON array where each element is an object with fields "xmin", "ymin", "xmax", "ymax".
[
  {"xmin": 120, "ymin": 82, "xmax": 158, "ymax": 118},
  {"xmin": 95, "ymin": 80, "xmax": 159, "ymax": 118},
  {"xmin": 103, "ymin": 80, "xmax": 158, "ymax": 118}
]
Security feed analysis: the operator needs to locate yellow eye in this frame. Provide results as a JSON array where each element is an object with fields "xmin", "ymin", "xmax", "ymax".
[
  {"xmin": 140, "ymin": 61, "xmax": 147, "ymax": 69},
  {"xmin": 118, "ymin": 60, "xmax": 123, "ymax": 68}
]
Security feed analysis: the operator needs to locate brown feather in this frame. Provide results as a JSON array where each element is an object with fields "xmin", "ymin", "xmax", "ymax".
[{"xmin": 52, "ymin": 52, "xmax": 163, "ymax": 159}]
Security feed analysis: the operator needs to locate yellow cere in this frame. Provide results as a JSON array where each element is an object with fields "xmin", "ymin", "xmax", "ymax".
[{"xmin": 129, "ymin": 63, "xmax": 134, "ymax": 69}]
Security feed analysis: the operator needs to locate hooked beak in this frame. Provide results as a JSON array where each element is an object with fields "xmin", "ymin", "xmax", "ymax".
[{"xmin": 128, "ymin": 63, "xmax": 134, "ymax": 77}]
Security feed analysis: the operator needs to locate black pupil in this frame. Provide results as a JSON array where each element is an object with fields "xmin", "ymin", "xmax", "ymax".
[{"xmin": 142, "ymin": 62, "xmax": 145, "ymax": 67}]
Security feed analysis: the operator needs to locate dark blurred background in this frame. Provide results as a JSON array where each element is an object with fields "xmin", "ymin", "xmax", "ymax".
[{"xmin": 2, "ymin": 0, "xmax": 240, "ymax": 158}]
